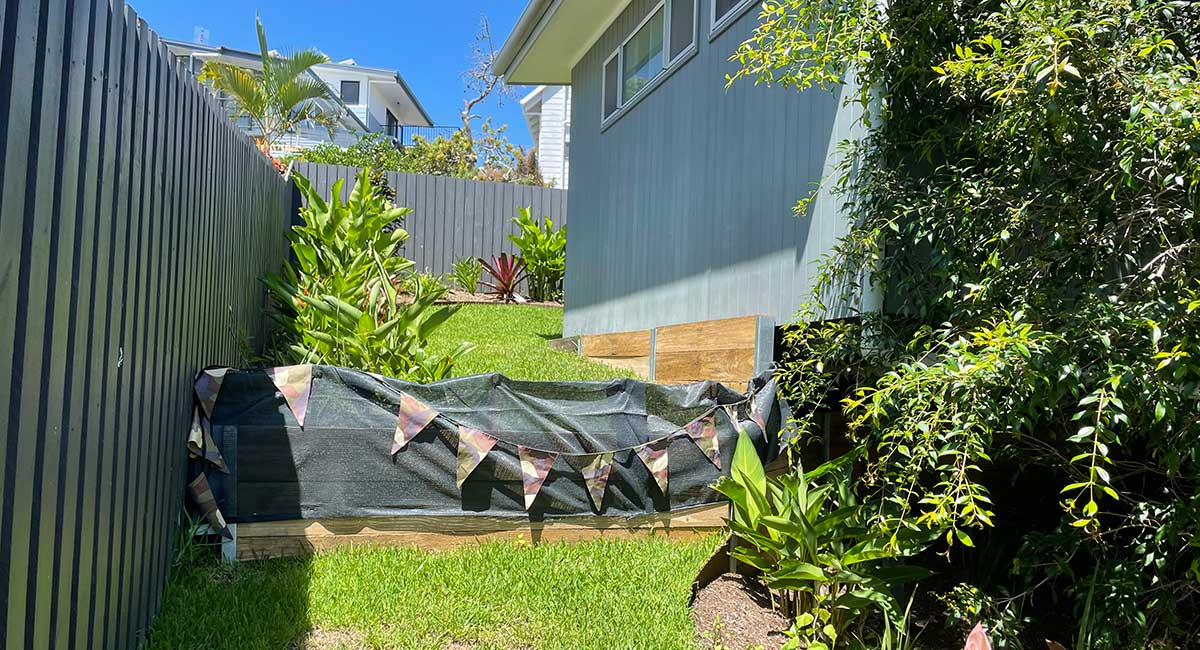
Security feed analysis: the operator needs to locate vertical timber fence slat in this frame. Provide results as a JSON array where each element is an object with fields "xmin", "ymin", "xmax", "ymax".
[{"xmin": 0, "ymin": 1, "xmax": 294, "ymax": 647}]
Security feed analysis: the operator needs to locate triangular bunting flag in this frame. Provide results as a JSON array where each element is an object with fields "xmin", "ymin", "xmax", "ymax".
[
  {"xmin": 186, "ymin": 408, "xmax": 228, "ymax": 473},
  {"xmin": 194, "ymin": 368, "xmax": 228, "ymax": 419},
  {"xmin": 456, "ymin": 426, "xmax": 498, "ymax": 488},
  {"xmin": 187, "ymin": 473, "xmax": 232, "ymax": 539},
  {"xmin": 269, "ymin": 364, "xmax": 313, "ymax": 427},
  {"xmin": 684, "ymin": 413, "xmax": 721, "ymax": 469},
  {"xmin": 393, "ymin": 393, "xmax": 439, "ymax": 454},
  {"xmin": 748, "ymin": 395, "xmax": 766, "ymax": 432},
  {"xmin": 635, "ymin": 439, "xmax": 671, "ymax": 495},
  {"xmin": 518, "ymin": 446, "xmax": 558, "ymax": 510},
  {"xmin": 579, "ymin": 452, "xmax": 615, "ymax": 512},
  {"xmin": 724, "ymin": 404, "xmax": 745, "ymax": 434}
]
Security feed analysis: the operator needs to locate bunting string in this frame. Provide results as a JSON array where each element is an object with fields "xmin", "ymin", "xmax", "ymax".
[
  {"xmin": 189, "ymin": 366, "xmax": 767, "ymax": 512},
  {"xmin": 390, "ymin": 392, "xmax": 754, "ymax": 460}
]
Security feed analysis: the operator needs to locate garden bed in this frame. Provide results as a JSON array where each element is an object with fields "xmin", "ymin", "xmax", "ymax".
[{"xmin": 437, "ymin": 290, "xmax": 562, "ymax": 307}]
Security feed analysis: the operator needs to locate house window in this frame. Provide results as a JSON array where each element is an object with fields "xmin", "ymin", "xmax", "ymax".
[
  {"xmin": 668, "ymin": 0, "xmax": 697, "ymax": 62},
  {"xmin": 340, "ymin": 80, "xmax": 360, "ymax": 104},
  {"xmin": 621, "ymin": 7, "xmax": 665, "ymax": 104},
  {"xmin": 603, "ymin": 54, "xmax": 620, "ymax": 118},
  {"xmin": 603, "ymin": 0, "xmax": 697, "ymax": 122},
  {"xmin": 711, "ymin": 0, "xmax": 755, "ymax": 34}
]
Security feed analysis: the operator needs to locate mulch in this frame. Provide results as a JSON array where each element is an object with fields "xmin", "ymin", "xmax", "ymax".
[
  {"xmin": 399, "ymin": 290, "xmax": 563, "ymax": 308},
  {"xmin": 692, "ymin": 574, "xmax": 791, "ymax": 650}
]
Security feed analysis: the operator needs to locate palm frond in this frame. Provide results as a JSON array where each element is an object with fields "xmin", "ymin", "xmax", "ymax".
[
  {"xmin": 278, "ymin": 78, "xmax": 338, "ymax": 115},
  {"xmin": 206, "ymin": 63, "xmax": 267, "ymax": 116},
  {"xmin": 270, "ymin": 49, "xmax": 330, "ymax": 87},
  {"xmin": 255, "ymin": 13, "xmax": 272, "ymax": 76}
]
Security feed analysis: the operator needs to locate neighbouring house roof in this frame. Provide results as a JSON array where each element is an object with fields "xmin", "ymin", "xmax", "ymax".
[
  {"xmin": 162, "ymin": 38, "xmax": 434, "ymax": 128},
  {"xmin": 493, "ymin": 0, "xmax": 634, "ymax": 85},
  {"xmin": 520, "ymin": 85, "xmax": 546, "ymax": 144}
]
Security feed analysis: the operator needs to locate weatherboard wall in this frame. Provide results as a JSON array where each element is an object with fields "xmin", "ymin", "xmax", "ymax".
[
  {"xmin": 564, "ymin": 0, "xmax": 863, "ymax": 337},
  {"xmin": 0, "ymin": 1, "xmax": 294, "ymax": 647}
]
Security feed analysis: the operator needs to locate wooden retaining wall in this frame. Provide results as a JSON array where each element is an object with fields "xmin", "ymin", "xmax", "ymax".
[
  {"xmin": 231, "ymin": 504, "xmax": 728, "ymax": 561},
  {"xmin": 570, "ymin": 316, "xmax": 775, "ymax": 386}
]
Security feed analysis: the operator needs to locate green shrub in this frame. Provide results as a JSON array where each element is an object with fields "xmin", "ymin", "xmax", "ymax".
[
  {"xmin": 261, "ymin": 169, "xmax": 472, "ymax": 382},
  {"xmin": 736, "ymin": 0, "xmax": 1200, "ymax": 646},
  {"xmin": 402, "ymin": 271, "xmax": 447, "ymax": 301},
  {"xmin": 508, "ymin": 207, "xmax": 565, "ymax": 302},
  {"xmin": 451, "ymin": 257, "xmax": 483, "ymax": 293},
  {"xmin": 713, "ymin": 434, "xmax": 929, "ymax": 649},
  {"xmin": 294, "ymin": 122, "xmax": 551, "ymax": 187}
]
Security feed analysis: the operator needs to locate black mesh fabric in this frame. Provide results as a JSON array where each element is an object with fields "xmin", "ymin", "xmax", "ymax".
[{"xmin": 206, "ymin": 366, "xmax": 791, "ymax": 522}]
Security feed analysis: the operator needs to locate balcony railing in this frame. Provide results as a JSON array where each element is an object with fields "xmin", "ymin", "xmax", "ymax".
[{"xmin": 382, "ymin": 124, "xmax": 460, "ymax": 147}]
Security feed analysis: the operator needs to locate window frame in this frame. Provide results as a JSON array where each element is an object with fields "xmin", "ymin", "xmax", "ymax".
[
  {"xmin": 600, "ymin": 0, "xmax": 699, "ymax": 128},
  {"xmin": 665, "ymin": 0, "xmax": 698, "ymax": 66},
  {"xmin": 709, "ymin": 0, "xmax": 756, "ymax": 39},
  {"xmin": 339, "ymin": 80, "xmax": 361, "ymax": 105},
  {"xmin": 618, "ymin": 1, "xmax": 667, "ymax": 106}
]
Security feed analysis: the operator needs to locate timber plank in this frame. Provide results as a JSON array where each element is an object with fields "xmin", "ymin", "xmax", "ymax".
[
  {"xmin": 234, "ymin": 505, "xmax": 728, "ymax": 560},
  {"xmin": 654, "ymin": 316, "xmax": 760, "ymax": 353}
]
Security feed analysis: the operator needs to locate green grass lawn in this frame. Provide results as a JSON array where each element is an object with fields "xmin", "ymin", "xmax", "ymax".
[
  {"xmin": 425, "ymin": 304, "xmax": 636, "ymax": 382},
  {"xmin": 149, "ymin": 537, "xmax": 716, "ymax": 650}
]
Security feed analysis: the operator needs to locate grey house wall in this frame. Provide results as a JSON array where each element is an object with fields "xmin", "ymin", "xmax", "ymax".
[
  {"xmin": 565, "ymin": 0, "xmax": 863, "ymax": 337},
  {"xmin": 0, "ymin": 1, "xmax": 294, "ymax": 647},
  {"xmin": 293, "ymin": 162, "xmax": 568, "ymax": 280}
]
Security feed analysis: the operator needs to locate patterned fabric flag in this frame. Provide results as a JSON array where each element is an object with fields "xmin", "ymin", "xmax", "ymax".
[
  {"xmin": 578, "ymin": 452, "xmax": 615, "ymax": 512},
  {"xmin": 194, "ymin": 367, "xmax": 228, "ymax": 419},
  {"xmin": 518, "ymin": 446, "xmax": 558, "ymax": 510},
  {"xmin": 392, "ymin": 393, "xmax": 439, "ymax": 454},
  {"xmin": 456, "ymin": 426, "xmax": 498, "ymax": 488},
  {"xmin": 749, "ymin": 395, "xmax": 766, "ymax": 432},
  {"xmin": 635, "ymin": 439, "xmax": 671, "ymax": 495},
  {"xmin": 724, "ymin": 404, "xmax": 745, "ymax": 434},
  {"xmin": 964, "ymin": 623, "xmax": 992, "ymax": 650},
  {"xmin": 187, "ymin": 473, "xmax": 232, "ymax": 539},
  {"xmin": 269, "ymin": 364, "xmax": 313, "ymax": 427},
  {"xmin": 186, "ymin": 408, "xmax": 228, "ymax": 473},
  {"xmin": 684, "ymin": 412, "xmax": 721, "ymax": 469}
]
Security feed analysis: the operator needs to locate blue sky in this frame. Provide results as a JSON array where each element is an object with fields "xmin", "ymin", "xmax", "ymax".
[{"xmin": 130, "ymin": 0, "xmax": 536, "ymax": 147}]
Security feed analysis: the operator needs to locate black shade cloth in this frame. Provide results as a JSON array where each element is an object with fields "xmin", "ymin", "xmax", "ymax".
[{"xmin": 205, "ymin": 366, "xmax": 791, "ymax": 522}]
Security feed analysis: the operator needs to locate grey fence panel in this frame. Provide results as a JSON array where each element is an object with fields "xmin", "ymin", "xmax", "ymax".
[
  {"xmin": 292, "ymin": 162, "xmax": 568, "ymax": 280},
  {"xmin": 0, "ymin": 1, "xmax": 295, "ymax": 647}
]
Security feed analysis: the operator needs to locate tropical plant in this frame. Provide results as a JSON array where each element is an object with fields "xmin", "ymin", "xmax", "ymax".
[
  {"xmin": 479, "ymin": 253, "xmax": 527, "ymax": 303},
  {"xmin": 198, "ymin": 16, "xmax": 340, "ymax": 152},
  {"xmin": 403, "ymin": 271, "xmax": 447, "ymax": 301},
  {"xmin": 261, "ymin": 169, "xmax": 471, "ymax": 382},
  {"xmin": 713, "ymin": 433, "xmax": 929, "ymax": 649},
  {"xmin": 508, "ymin": 207, "xmax": 566, "ymax": 302},
  {"xmin": 451, "ymin": 257, "xmax": 483, "ymax": 293},
  {"xmin": 734, "ymin": 0, "xmax": 1200, "ymax": 646}
]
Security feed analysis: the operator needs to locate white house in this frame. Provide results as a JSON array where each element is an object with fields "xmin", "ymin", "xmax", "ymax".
[
  {"xmin": 520, "ymin": 85, "xmax": 572, "ymax": 189},
  {"xmin": 164, "ymin": 39, "xmax": 440, "ymax": 157}
]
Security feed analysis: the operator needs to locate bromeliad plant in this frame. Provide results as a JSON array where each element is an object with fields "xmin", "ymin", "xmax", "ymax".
[
  {"xmin": 261, "ymin": 169, "xmax": 472, "ymax": 382},
  {"xmin": 508, "ymin": 207, "xmax": 566, "ymax": 302},
  {"xmin": 479, "ymin": 253, "xmax": 527, "ymax": 303},
  {"xmin": 714, "ymin": 433, "xmax": 929, "ymax": 649}
]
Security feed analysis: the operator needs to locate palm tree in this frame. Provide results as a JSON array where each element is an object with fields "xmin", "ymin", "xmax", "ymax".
[{"xmin": 199, "ymin": 15, "xmax": 341, "ymax": 152}]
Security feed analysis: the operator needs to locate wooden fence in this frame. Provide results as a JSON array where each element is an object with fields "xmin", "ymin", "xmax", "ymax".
[
  {"xmin": 293, "ymin": 162, "xmax": 569, "ymax": 279},
  {"xmin": 0, "ymin": 1, "xmax": 295, "ymax": 648}
]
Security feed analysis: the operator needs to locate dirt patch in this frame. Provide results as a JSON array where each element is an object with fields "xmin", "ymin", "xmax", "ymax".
[
  {"xmin": 294, "ymin": 628, "xmax": 368, "ymax": 650},
  {"xmin": 693, "ymin": 574, "xmax": 791, "ymax": 650}
]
